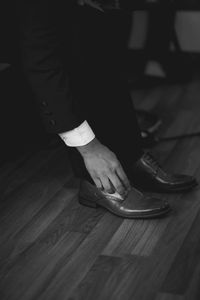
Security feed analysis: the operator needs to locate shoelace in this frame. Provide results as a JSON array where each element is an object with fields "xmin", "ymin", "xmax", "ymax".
[{"xmin": 143, "ymin": 152, "xmax": 162, "ymax": 172}]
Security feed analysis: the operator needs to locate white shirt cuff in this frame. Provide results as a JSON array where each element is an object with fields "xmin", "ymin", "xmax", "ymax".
[{"xmin": 59, "ymin": 120, "xmax": 95, "ymax": 147}]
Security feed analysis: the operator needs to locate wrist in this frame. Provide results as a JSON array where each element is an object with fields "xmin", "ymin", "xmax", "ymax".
[{"xmin": 76, "ymin": 138, "xmax": 101, "ymax": 156}]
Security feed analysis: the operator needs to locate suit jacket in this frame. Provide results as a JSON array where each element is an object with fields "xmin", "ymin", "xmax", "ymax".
[
  {"xmin": 18, "ymin": 0, "xmax": 135, "ymax": 134},
  {"xmin": 18, "ymin": 0, "xmax": 86, "ymax": 134}
]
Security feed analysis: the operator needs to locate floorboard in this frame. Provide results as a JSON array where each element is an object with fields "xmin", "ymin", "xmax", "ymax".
[{"xmin": 1, "ymin": 76, "xmax": 200, "ymax": 299}]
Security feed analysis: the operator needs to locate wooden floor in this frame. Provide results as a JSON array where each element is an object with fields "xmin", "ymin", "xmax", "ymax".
[{"xmin": 1, "ymin": 76, "xmax": 200, "ymax": 300}]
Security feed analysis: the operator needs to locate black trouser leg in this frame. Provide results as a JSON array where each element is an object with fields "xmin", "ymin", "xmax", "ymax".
[{"xmin": 68, "ymin": 6, "xmax": 143, "ymax": 181}]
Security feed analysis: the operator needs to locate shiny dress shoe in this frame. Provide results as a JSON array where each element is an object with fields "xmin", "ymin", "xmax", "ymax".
[
  {"xmin": 131, "ymin": 152, "xmax": 198, "ymax": 193},
  {"xmin": 79, "ymin": 180, "xmax": 171, "ymax": 219}
]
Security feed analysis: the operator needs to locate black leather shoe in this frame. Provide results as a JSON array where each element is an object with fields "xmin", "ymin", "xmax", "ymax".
[
  {"xmin": 79, "ymin": 180, "xmax": 171, "ymax": 219},
  {"xmin": 131, "ymin": 152, "xmax": 198, "ymax": 193}
]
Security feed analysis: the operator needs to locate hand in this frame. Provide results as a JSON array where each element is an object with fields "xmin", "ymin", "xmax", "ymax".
[{"xmin": 76, "ymin": 138, "xmax": 131, "ymax": 196}]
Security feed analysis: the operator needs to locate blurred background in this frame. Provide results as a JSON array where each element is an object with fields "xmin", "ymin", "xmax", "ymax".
[{"xmin": 1, "ymin": 0, "xmax": 200, "ymax": 164}]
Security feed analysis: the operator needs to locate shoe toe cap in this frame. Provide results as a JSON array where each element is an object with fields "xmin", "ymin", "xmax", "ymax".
[
  {"xmin": 173, "ymin": 174, "xmax": 198, "ymax": 186},
  {"xmin": 123, "ymin": 191, "xmax": 171, "ymax": 216}
]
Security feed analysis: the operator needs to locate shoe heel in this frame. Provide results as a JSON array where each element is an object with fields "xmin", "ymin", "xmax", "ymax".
[{"xmin": 79, "ymin": 196, "xmax": 98, "ymax": 208}]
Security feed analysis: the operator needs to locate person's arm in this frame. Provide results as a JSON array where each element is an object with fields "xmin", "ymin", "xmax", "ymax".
[
  {"xmin": 18, "ymin": 0, "xmax": 130, "ymax": 196},
  {"xmin": 18, "ymin": 0, "xmax": 84, "ymax": 134}
]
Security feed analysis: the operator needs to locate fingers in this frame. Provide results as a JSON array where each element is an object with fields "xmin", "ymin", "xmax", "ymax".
[
  {"xmin": 90, "ymin": 171, "xmax": 124, "ymax": 195},
  {"xmin": 107, "ymin": 171, "xmax": 127, "ymax": 196},
  {"xmin": 100, "ymin": 175, "xmax": 115, "ymax": 194},
  {"xmin": 116, "ymin": 165, "xmax": 131, "ymax": 192},
  {"xmin": 88, "ymin": 164, "xmax": 130, "ymax": 197},
  {"xmin": 92, "ymin": 176, "xmax": 102, "ymax": 190}
]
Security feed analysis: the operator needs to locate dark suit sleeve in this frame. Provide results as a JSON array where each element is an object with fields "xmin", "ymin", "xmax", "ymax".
[{"xmin": 18, "ymin": 0, "xmax": 85, "ymax": 133}]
